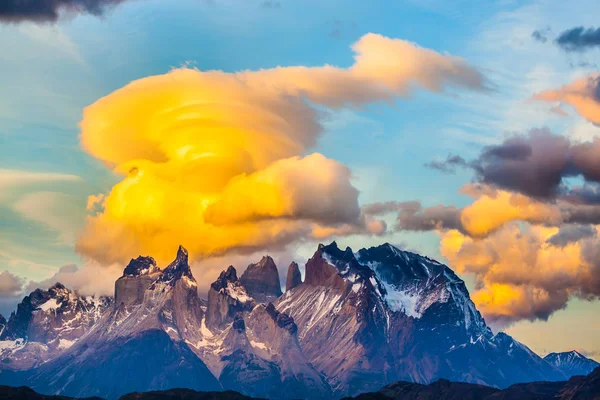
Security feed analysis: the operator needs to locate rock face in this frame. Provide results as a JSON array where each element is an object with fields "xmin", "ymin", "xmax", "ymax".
[
  {"xmin": 115, "ymin": 256, "xmax": 161, "ymax": 308},
  {"xmin": 239, "ymin": 256, "xmax": 282, "ymax": 302},
  {"xmin": 0, "ymin": 241, "xmax": 573, "ymax": 400},
  {"xmin": 545, "ymin": 351, "xmax": 600, "ymax": 378},
  {"xmin": 206, "ymin": 266, "xmax": 255, "ymax": 331},
  {"xmin": 285, "ymin": 262, "xmax": 302, "ymax": 292}
]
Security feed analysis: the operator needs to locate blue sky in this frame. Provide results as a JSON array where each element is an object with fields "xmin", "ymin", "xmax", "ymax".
[{"xmin": 1, "ymin": 0, "xmax": 599, "ymax": 357}]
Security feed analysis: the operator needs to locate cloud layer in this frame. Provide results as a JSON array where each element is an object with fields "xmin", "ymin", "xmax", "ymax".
[{"xmin": 76, "ymin": 33, "xmax": 487, "ymax": 265}]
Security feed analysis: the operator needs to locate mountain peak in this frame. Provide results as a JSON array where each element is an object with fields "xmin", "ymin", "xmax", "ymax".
[
  {"xmin": 286, "ymin": 261, "xmax": 302, "ymax": 291},
  {"xmin": 157, "ymin": 245, "xmax": 194, "ymax": 284},
  {"xmin": 240, "ymin": 256, "xmax": 282, "ymax": 301},
  {"xmin": 49, "ymin": 282, "xmax": 67, "ymax": 291},
  {"xmin": 544, "ymin": 350, "xmax": 600, "ymax": 376},
  {"xmin": 211, "ymin": 265, "xmax": 239, "ymax": 292},
  {"xmin": 123, "ymin": 255, "xmax": 158, "ymax": 277}
]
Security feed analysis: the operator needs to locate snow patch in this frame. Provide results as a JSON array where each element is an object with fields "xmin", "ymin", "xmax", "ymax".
[
  {"xmin": 224, "ymin": 282, "xmax": 252, "ymax": 303},
  {"xmin": 381, "ymin": 281, "xmax": 421, "ymax": 318},
  {"xmin": 38, "ymin": 298, "xmax": 60, "ymax": 312},
  {"xmin": 58, "ymin": 338, "xmax": 76, "ymax": 350},
  {"xmin": 250, "ymin": 340, "xmax": 267, "ymax": 350}
]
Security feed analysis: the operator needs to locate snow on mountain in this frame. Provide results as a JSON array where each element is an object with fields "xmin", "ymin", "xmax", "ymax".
[{"xmin": 545, "ymin": 350, "xmax": 600, "ymax": 377}]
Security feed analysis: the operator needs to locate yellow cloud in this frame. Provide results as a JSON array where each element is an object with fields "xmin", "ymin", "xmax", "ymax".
[
  {"xmin": 76, "ymin": 33, "xmax": 486, "ymax": 264},
  {"xmin": 460, "ymin": 190, "xmax": 561, "ymax": 237}
]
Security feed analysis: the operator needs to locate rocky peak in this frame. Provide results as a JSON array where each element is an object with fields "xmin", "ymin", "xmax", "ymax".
[
  {"xmin": 285, "ymin": 261, "xmax": 302, "ymax": 291},
  {"xmin": 239, "ymin": 256, "xmax": 282, "ymax": 302},
  {"xmin": 122, "ymin": 255, "xmax": 158, "ymax": 277},
  {"xmin": 206, "ymin": 265, "xmax": 254, "ymax": 331},
  {"xmin": 211, "ymin": 265, "xmax": 239, "ymax": 292},
  {"xmin": 304, "ymin": 243, "xmax": 346, "ymax": 290},
  {"xmin": 157, "ymin": 245, "xmax": 194, "ymax": 284},
  {"xmin": 306, "ymin": 242, "xmax": 382, "ymax": 295}
]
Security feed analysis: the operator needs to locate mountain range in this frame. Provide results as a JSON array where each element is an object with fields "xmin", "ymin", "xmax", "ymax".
[{"xmin": 0, "ymin": 241, "xmax": 596, "ymax": 399}]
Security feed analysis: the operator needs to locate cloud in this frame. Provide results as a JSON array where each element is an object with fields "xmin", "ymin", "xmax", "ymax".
[
  {"xmin": 547, "ymin": 224, "xmax": 597, "ymax": 247},
  {"xmin": 424, "ymin": 154, "xmax": 469, "ymax": 174},
  {"xmin": 12, "ymin": 191, "xmax": 84, "ymax": 245},
  {"xmin": 25, "ymin": 262, "xmax": 121, "ymax": 297},
  {"xmin": 459, "ymin": 190, "xmax": 561, "ymax": 237},
  {"xmin": 472, "ymin": 128, "xmax": 572, "ymax": 199},
  {"xmin": 428, "ymin": 128, "xmax": 600, "ymax": 202},
  {"xmin": 441, "ymin": 223, "xmax": 600, "ymax": 327},
  {"xmin": 361, "ymin": 200, "xmax": 420, "ymax": 216},
  {"xmin": 0, "ymin": 169, "xmax": 81, "ymax": 201},
  {"xmin": 555, "ymin": 27, "xmax": 600, "ymax": 52},
  {"xmin": 0, "ymin": 0, "xmax": 130, "ymax": 23},
  {"xmin": 76, "ymin": 33, "xmax": 487, "ymax": 265},
  {"xmin": 534, "ymin": 74, "xmax": 600, "ymax": 125},
  {"xmin": 395, "ymin": 202, "xmax": 463, "ymax": 232},
  {"xmin": 0, "ymin": 270, "xmax": 24, "ymax": 296},
  {"xmin": 532, "ymin": 28, "xmax": 551, "ymax": 43},
  {"xmin": 0, "ymin": 270, "xmax": 25, "ymax": 316}
]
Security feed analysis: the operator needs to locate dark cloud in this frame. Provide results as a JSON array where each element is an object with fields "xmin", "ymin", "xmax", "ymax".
[
  {"xmin": 556, "ymin": 27, "xmax": 600, "ymax": 52},
  {"xmin": 361, "ymin": 200, "xmax": 420, "ymax": 216},
  {"xmin": 532, "ymin": 29, "xmax": 550, "ymax": 43},
  {"xmin": 424, "ymin": 154, "xmax": 470, "ymax": 174},
  {"xmin": 362, "ymin": 200, "xmax": 464, "ymax": 233},
  {"xmin": 395, "ymin": 202, "xmax": 464, "ymax": 232},
  {"xmin": 546, "ymin": 224, "xmax": 597, "ymax": 247},
  {"xmin": 474, "ymin": 129, "xmax": 572, "ymax": 199},
  {"xmin": 0, "ymin": 0, "xmax": 129, "ymax": 23},
  {"xmin": 431, "ymin": 129, "xmax": 600, "ymax": 201}
]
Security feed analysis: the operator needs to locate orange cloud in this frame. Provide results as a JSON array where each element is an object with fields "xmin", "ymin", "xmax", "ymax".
[
  {"xmin": 76, "ymin": 33, "xmax": 487, "ymax": 264},
  {"xmin": 441, "ymin": 223, "xmax": 600, "ymax": 327},
  {"xmin": 460, "ymin": 190, "xmax": 561, "ymax": 237},
  {"xmin": 534, "ymin": 74, "xmax": 600, "ymax": 124}
]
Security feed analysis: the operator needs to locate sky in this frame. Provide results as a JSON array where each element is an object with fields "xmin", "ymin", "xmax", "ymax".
[{"xmin": 0, "ymin": 0, "xmax": 599, "ymax": 359}]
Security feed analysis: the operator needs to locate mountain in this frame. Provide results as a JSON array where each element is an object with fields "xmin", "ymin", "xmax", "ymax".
[
  {"xmin": 276, "ymin": 242, "xmax": 564, "ymax": 396},
  {"xmin": 0, "ymin": 241, "xmax": 571, "ymax": 399},
  {"xmin": 0, "ymin": 282, "xmax": 111, "ymax": 370},
  {"xmin": 200, "ymin": 263, "xmax": 330, "ymax": 399},
  {"xmin": 545, "ymin": 351, "xmax": 600, "ymax": 377},
  {"xmin": 346, "ymin": 366, "xmax": 600, "ymax": 400}
]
